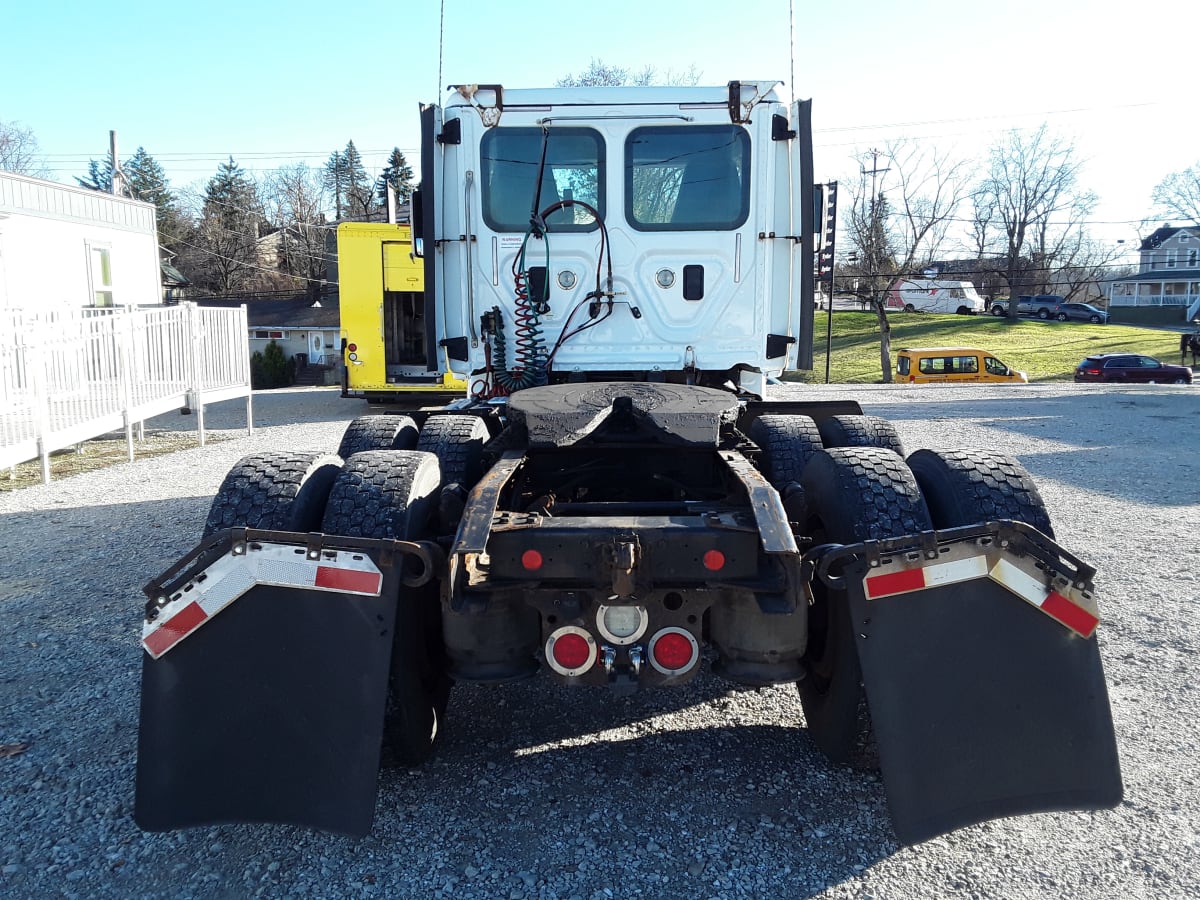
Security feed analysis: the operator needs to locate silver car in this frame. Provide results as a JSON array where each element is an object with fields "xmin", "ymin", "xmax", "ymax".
[{"xmin": 1054, "ymin": 302, "xmax": 1108, "ymax": 324}]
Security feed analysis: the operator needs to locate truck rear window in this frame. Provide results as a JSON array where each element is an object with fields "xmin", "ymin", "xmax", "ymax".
[
  {"xmin": 625, "ymin": 125, "xmax": 750, "ymax": 231},
  {"xmin": 481, "ymin": 127, "xmax": 604, "ymax": 233}
]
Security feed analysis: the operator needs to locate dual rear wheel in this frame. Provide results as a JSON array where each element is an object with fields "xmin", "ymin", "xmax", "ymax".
[
  {"xmin": 201, "ymin": 413, "xmax": 491, "ymax": 767},
  {"xmin": 751, "ymin": 415, "xmax": 1053, "ymax": 765}
]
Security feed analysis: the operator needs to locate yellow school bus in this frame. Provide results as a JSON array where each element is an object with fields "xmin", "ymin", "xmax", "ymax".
[{"xmin": 337, "ymin": 222, "xmax": 467, "ymax": 403}]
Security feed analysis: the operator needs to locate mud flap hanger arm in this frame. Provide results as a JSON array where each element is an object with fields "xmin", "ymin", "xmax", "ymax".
[
  {"xmin": 143, "ymin": 527, "xmax": 443, "ymax": 620},
  {"xmin": 807, "ymin": 520, "xmax": 1096, "ymax": 592}
]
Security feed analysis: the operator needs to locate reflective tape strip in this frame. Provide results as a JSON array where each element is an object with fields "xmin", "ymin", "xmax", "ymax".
[
  {"xmin": 865, "ymin": 555, "xmax": 989, "ymax": 599},
  {"xmin": 142, "ymin": 543, "xmax": 384, "ymax": 659},
  {"xmin": 989, "ymin": 558, "xmax": 1100, "ymax": 639},
  {"xmin": 861, "ymin": 551, "xmax": 1100, "ymax": 639}
]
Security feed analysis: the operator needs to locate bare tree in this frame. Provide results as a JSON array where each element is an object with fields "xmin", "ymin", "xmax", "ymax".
[
  {"xmin": 973, "ymin": 126, "xmax": 1097, "ymax": 316},
  {"xmin": 844, "ymin": 141, "xmax": 973, "ymax": 381},
  {"xmin": 557, "ymin": 59, "xmax": 701, "ymax": 88},
  {"xmin": 1151, "ymin": 162, "xmax": 1200, "ymax": 225},
  {"xmin": 263, "ymin": 163, "xmax": 331, "ymax": 299},
  {"xmin": 0, "ymin": 120, "xmax": 50, "ymax": 177}
]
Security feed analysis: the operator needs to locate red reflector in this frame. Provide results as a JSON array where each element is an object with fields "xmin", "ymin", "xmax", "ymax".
[
  {"xmin": 521, "ymin": 549, "xmax": 544, "ymax": 571},
  {"xmin": 703, "ymin": 549, "xmax": 725, "ymax": 571},
  {"xmin": 652, "ymin": 632, "xmax": 694, "ymax": 670},
  {"xmin": 347, "ymin": 343, "xmax": 357, "ymax": 352},
  {"xmin": 144, "ymin": 601, "xmax": 207, "ymax": 658},
  {"xmin": 1042, "ymin": 590, "xmax": 1101, "ymax": 639},
  {"xmin": 314, "ymin": 565, "xmax": 382, "ymax": 594},
  {"xmin": 551, "ymin": 632, "xmax": 592, "ymax": 670}
]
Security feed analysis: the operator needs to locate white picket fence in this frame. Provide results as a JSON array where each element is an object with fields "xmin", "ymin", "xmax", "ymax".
[{"xmin": 1, "ymin": 304, "xmax": 253, "ymax": 483}]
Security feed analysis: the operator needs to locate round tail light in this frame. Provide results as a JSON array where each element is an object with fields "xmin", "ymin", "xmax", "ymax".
[
  {"xmin": 648, "ymin": 627, "xmax": 699, "ymax": 676},
  {"xmin": 545, "ymin": 626, "xmax": 596, "ymax": 677}
]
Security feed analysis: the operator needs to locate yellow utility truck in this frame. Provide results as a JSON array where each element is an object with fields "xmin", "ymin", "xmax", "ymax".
[{"xmin": 337, "ymin": 222, "xmax": 466, "ymax": 403}]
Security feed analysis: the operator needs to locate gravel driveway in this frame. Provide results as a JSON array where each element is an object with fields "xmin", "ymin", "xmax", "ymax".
[{"xmin": 1, "ymin": 383, "xmax": 1197, "ymax": 899}]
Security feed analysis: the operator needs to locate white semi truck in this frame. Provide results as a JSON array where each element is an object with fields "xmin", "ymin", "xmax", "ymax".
[{"xmin": 135, "ymin": 82, "xmax": 1121, "ymax": 845}]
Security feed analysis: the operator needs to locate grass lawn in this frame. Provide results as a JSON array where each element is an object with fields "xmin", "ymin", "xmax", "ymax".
[{"xmin": 792, "ymin": 312, "xmax": 1189, "ymax": 383}]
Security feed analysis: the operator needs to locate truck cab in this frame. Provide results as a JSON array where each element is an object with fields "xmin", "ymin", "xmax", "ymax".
[{"xmin": 418, "ymin": 82, "xmax": 815, "ymax": 400}]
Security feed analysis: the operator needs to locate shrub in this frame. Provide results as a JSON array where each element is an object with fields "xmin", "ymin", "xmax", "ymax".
[{"xmin": 250, "ymin": 340, "xmax": 295, "ymax": 389}]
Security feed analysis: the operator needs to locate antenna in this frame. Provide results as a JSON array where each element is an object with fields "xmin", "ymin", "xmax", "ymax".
[
  {"xmin": 437, "ymin": 0, "xmax": 446, "ymax": 100},
  {"xmin": 788, "ymin": 0, "xmax": 795, "ymax": 104}
]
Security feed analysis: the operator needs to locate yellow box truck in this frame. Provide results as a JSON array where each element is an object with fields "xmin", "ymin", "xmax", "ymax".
[{"xmin": 337, "ymin": 222, "xmax": 467, "ymax": 403}]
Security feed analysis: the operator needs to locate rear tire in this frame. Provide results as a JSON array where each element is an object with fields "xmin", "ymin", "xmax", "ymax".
[
  {"xmin": 906, "ymin": 448, "xmax": 1054, "ymax": 538},
  {"xmin": 747, "ymin": 414, "xmax": 822, "ymax": 487},
  {"xmin": 903, "ymin": 303, "xmax": 915, "ymax": 313},
  {"xmin": 203, "ymin": 451, "xmax": 342, "ymax": 537},
  {"xmin": 817, "ymin": 414, "xmax": 904, "ymax": 456},
  {"xmin": 956, "ymin": 306, "xmax": 971, "ymax": 315},
  {"xmin": 416, "ymin": 415, "xmax": 490, "ymax": 488},
  {"xmin": 1056, "ymin": 312, "xmax": 1069, "ymax": 322},
  {"xmin": 337, "ymin": 414, "xmax": 419, "ymax": 458},
  {"xmin": 1037, "ymin": 309, "xmax": 1050, "ymax": 319},
  {"xmin": 798, "ymin": 447, "xmax": 933, "ymax": 765},
  {"xmin": 321, "ymin": 450, "xmax": 450, "ymax": 766}
]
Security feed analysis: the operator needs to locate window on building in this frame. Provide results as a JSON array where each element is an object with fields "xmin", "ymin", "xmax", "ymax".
[
  {"xmin": 1189, "ymin": 249, "xmax": 1197, "ymax": 268},
  {"xmin": 252, "ymin": 330, "xmax": 287, "ymax": 339},
  {"xmin": 1166, "ymin": 251, "xmax": 1177, "ymax": 269},
  {"xmin": 88, "ymin": 244, "xmax": 113, "ymax": 307}
]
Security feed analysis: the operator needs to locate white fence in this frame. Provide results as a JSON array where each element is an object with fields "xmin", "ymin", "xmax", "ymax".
[{"xmin": 1, "ymin": 304, "xmax": 253, "ymax": 483}]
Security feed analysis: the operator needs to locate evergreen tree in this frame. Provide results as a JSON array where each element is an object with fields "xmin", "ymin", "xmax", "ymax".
[
  {"xmin": 76, "ymin": 148, "xmax": 192, "ymax": 251},
  {"xmin": 76, "ymin": 158, "xmax": 115, "ymax": 192},
  {"xmin": 194, "ymin": 156, "xmax": 264, "ymax": 293},
  {"xmin": 323, "ymin": 149, "xmax": 346, "ymax": 220},
  {"xmin": 376, "ymin": 147, "xmax": 415, "ymax": 209},
  {"xmin": 124, "ymin": 147, "xmax": 190, "ymax": 249},
  {"xmin": 342, "ymin": 140, "xmax": 374, "ymax": 220}
]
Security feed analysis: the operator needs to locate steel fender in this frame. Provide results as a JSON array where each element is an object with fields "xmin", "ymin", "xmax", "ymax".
[
  {"xmin": 843, "ymin": 567, "xmax": 1122, "ymax": 844},
  {"xmin": 135, "ymin": 580, "xmax": 399, "ymax": 836}
]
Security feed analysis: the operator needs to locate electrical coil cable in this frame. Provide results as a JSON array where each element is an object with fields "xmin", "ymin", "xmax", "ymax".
[{"xmin": 491, "ymin": 231, "xmax": 551, "ymax": 393}]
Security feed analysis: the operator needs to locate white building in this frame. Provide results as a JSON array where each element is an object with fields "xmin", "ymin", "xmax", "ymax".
[{"xmin": 0, "ymin": 170, "xmax": 161, "ymax": 311}]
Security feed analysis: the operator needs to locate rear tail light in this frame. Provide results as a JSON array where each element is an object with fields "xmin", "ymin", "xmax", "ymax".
[
  {"xmin": 702, "ymin": 550, "xmax": 725, "ymax": 571},
  {"xmin": 545, "ymin": 626, "xmax": 596, "ymax": 676},
  {"xmin": 647, "ymin": 627, "xmax": 699, "ymax": 676}
]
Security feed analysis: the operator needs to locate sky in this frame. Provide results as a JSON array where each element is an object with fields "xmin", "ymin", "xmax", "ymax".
[{"xmin": 4, "ymin": 0, "xmax": 1197, "ymax": 261}]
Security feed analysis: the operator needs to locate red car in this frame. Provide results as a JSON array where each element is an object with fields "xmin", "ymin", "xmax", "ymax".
[{"xmin": 1074, "ymin": 353, "xmax": 1193, "ymax": 384}]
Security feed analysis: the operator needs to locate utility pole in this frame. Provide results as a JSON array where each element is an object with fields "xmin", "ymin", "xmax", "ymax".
[
  {"xmin": 109, "ymin": 130, "xmax": 124, "ymax": 197},
  {"xmin": 860, "ymin": 149, "xmax": 890, "ymax": 307}
]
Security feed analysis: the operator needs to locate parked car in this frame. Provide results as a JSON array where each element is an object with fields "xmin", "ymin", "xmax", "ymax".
[
  {"xmin": 1055, "ymin": 302, "xmax": 1108, "ymax": 324},
  {"xmin": 988, "ymin": 295, "xmax": 1065, "ymax": 318},
  {"xmin": 1074, "ymin": 354, "xmax": 1192, "ymax": 384},
  {"xmin": 896, "ymin": 347, "xmax": 1028, "ymax": 384}
]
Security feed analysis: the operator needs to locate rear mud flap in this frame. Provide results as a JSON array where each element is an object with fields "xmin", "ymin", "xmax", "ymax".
[
  {"xmin": 135, "ymin": 531, "xmax": 434, "ymax": 836},
  {"xmin": 820, "ymin": 526, "xmax": 1122, "ymax": 844}
]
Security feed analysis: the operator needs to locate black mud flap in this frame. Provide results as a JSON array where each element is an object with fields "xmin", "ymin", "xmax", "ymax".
[
  {"xmin": 135, "ymin": 532, "xmax": 432, "ymax": 836},
  {"xmin": 820, "ymin": 525, "xmax": 1123, "ymax": 845}
]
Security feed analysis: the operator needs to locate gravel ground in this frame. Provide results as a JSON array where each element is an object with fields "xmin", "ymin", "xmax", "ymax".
[{"xmin": 1, "ymin": 382, "xmax": 1198, "ymax": 899}]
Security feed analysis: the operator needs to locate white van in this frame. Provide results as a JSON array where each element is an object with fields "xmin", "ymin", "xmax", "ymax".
[{"xmin": 886, "ymin": 279, "xmax": 986, "ymax": 315}]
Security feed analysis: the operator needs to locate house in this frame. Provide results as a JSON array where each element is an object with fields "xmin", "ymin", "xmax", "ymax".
[
  {"xmin": 0, "ymin": 170, "xmax": 161, "ymax": 311},
  {"xmin": 194, "ymin": 294, "xmax": 342, "ymax": 380},
  {"xmin": 1107, "ymin": 226, "xmax": 1200, "ymax": 320}
]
